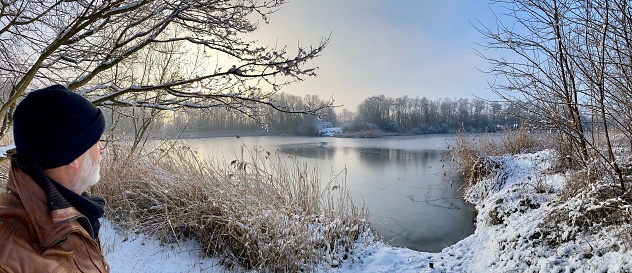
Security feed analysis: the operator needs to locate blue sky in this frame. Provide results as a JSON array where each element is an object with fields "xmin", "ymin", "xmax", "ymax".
[{"xmin": 253, "ymin": 1, "xmax": 503, "ymax": 110}]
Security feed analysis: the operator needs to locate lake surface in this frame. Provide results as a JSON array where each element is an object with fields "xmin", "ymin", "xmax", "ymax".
[{"xmin": 187, "ymin": 135, "xmax": 476, "ymax": 252}]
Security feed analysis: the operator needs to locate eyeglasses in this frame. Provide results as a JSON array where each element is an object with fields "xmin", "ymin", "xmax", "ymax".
[{"xmin": 99, "ymin": 137, "xmax": 112, "ymax": 150}]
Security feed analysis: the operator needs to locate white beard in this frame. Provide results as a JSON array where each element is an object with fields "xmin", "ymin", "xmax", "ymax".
[{"xmin": 72, "ymin": 153, "xmax": 100, "ymax": 193}]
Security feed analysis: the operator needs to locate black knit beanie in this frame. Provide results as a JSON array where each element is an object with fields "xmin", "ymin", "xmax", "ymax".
[{"xmin": 13, "ymin": 84, "xmax": 105, "ymax": 170}]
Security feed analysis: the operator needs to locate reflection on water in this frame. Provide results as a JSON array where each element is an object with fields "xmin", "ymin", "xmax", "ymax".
[{"xmin": 188, "ymin": 135, "xmax": 476, "ymax": 252}]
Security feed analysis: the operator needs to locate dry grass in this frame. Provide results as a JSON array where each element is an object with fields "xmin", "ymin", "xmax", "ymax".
[
  {"xmin": 538, "ymin": 182, "xmax": 632, "ymax": 249},
  {"xmin": 445, "ymin": 127, "xmax": 542, "ymax": 187},
  {"xmin": 0, "ymin": 160, "xmax": 7, "ymax": 189},
  {"xmin": 447, "ymin": 128, "xmax": 632, "ymax": 250},
  {"xmin": 93, "ymin": 140, "xmax": 370, "ymax": 272},
  {"xmin": 557, "ymin": 164, "xmax": 602, "ymax": 202}
]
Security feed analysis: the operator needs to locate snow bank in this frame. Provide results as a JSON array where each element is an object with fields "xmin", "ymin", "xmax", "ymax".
[{"xmin": 101, "ymin": 220, "xmax": 228, "ymax": 273}]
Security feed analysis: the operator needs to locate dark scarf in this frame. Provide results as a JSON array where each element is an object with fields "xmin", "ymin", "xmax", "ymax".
[{"xmin": 11, "ymin": 155, "xmax": 106, "ymax": 239}]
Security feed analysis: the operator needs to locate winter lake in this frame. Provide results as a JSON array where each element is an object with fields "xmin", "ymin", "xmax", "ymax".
[{"xmin": 186, "ymin": 134, "xmax": 476, "ymax": 252}]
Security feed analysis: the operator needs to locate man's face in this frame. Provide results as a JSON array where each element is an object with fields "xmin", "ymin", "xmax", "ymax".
[{"xmin": 71, "ymin": 142, "xmax": 103, "ymax": 193}]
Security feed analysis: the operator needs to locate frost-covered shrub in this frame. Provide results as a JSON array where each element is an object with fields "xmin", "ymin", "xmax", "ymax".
[
  {"xmin": 445, "ymin": 128, "xmax": 544, "ymax": 189},
  {"xmin": 95, "ymin": 141, "xmax": 371, "ymax": 272},
  {"xmin": 540, "ymin": 183, "xmax": 632, "ymax": 248}
]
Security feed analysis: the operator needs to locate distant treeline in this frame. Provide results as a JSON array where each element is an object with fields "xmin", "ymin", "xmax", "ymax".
[
  {"xmin": 348, "ymin": 95, "xmax": 521, "ymax": 134},
  {"xmin": 147, "ymin": 93, "xmax": 521, "ymax": 136},
  {"xmin": 155, "ymin": 93, "xmax": 336, "ymax": 136}
]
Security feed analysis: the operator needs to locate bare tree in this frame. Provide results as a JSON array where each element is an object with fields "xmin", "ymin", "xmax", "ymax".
[
  {"xmin": 477, "ymin": 0, "xmax": 632, "ymax": 191},
  {"xmin": 0, "ymin": 0, "xmax": 331, "ymax": 140}
]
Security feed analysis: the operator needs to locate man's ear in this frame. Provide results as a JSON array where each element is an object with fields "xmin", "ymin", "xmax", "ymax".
[{"xmin": 68, "ymin": 158, "xmax": 80, "ymax": 169}]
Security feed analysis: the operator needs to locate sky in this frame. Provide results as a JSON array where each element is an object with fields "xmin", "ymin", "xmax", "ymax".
[{"xmin": 251, "ymin": 1, "xmax": 503, "ymax": 110}]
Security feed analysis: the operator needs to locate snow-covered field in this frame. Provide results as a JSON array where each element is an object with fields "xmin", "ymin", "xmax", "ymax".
[{"xmin": 102, "ymin": 149, "xmax": 632, "ymax": 272}]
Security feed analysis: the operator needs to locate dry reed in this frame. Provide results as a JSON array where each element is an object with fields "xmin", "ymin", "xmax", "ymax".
[
  {"xmin": 94, "ymin": 140, "xmax": 370, "ymax": 272},
  {"xmin": 445, "ymin": 127, "xmax": 542, "ymax": 187}
]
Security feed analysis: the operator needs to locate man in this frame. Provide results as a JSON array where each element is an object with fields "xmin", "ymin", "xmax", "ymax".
[{"xmin": 0, "ymin": 85, "xmax": 109, "ymax": 272}]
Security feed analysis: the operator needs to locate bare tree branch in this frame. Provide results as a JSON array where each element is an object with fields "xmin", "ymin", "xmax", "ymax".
[{"xmin": 0, "ymin": 0, "xmax": 330, "ymax": 140}]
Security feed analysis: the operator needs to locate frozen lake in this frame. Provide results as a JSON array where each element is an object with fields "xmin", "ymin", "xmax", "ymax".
[{"xmin": 187, "ymin": 134, "xmax": 476, "ymax": 252}]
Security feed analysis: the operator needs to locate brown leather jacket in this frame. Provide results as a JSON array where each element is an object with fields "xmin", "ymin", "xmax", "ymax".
[{"xmin": 0, "ymin": 166, "xmax": 109, "ymax": 272}]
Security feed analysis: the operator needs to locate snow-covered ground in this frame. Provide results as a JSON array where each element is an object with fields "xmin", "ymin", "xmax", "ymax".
[
  {"xmin": 0, "ymin": 143, "xmax": 15, "ymax": 159},
  {"xmin": 102, "ymin": 149, "xmax": 632, "ymax": 272}
]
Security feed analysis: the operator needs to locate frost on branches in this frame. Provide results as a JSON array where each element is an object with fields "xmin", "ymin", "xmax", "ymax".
[{"xmin": 0, "ymin": 0, "xmax": 331, "ymax": 139}]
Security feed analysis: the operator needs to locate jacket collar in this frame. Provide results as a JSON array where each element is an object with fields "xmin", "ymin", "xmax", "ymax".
[{"xmin": 7, "ymin": 166, "xmax": 86, "ymax": 249}]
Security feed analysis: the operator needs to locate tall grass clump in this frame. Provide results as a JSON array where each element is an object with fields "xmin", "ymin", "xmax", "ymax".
[
  {"xmin": 94, "ymin": 141, "xmax": 370, "ymax": 272},
  {"xmin": 445, "ymin": 127, "xmax": 543, "ymax": 188}
]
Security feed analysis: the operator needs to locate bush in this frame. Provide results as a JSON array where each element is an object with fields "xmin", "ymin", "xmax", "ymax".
[
  {"xmin": 94, "ymin": 141, "xmax": 370, "ymax": 272},
  {"xmin": 445, "ymin": 127, "xmax": 543, "ymax": 187}
]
